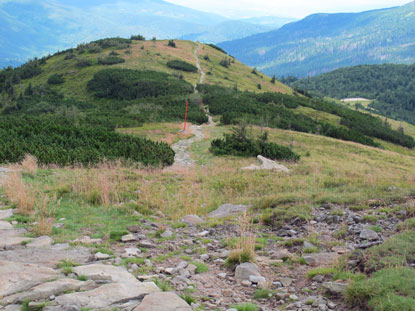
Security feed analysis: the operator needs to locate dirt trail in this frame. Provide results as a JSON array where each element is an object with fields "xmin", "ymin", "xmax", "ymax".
[{"xmin": 194, "ymin": 42, "xmax": 205, "ymax": 88}]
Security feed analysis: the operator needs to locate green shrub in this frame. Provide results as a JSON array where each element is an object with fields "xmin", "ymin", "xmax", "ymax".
[
  {"xmin": 131, "ymin": 34, "xmax": 145, "ymax": 41},
  {"xmin": 76, "ymin": 58, "xmax": 92, "ymax": 67},
  {"xmin": 210, "ymin": 124, "xmax": 300, "ymax": 162},
  {"xmin": 253, "ymin": 288, "xmax": 273, "ymax": 299},
  {"xmin": 109, "ymin": 230, "xmax": 129, "ymax": 241},
  {"xmin": 179, "ymin": 294, "xmax": 196, "ymax": 305},
  {"xmin": 167, "ymin": 60, "xmax": 198, "ymax": 73},
  {"xmin": 97, "ymin": 56, "xmax": 125, "ymax": 65},
  {"xmin": 231, "ymin": 303, "xmax": 259, "ymax": 311},
  {"xmin": 306, "ymin": 267, "xmax": 336, "ymax": 279},
  {"xmin": 167, "ymin": 40, "xmax": 176, "ymax": 48},
  {"xmin": 47, "ymin": 74, "xmax": 64, "ymax": 85},
  {"xmin": 190, "ymin": 261, "xmax": 208, "ymax": 274},
  {"xmin": 87, "ymin": 69, "xmax": 193, "ymax": 100}
]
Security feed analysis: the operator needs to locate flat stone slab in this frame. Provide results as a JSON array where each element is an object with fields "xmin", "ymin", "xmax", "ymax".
[
  {"xmin": 0, "ymin": 221, "xmax": 13, "ymax": 230},
  {"xmin": 242, "ymin": 155, "xmax": 289, "ymax": 172},
  {"xmin": 0, "ymin": 237, "xmax": 33, "ymax": 250},
  {"xmin": 0, "ymin": 245, "xmax": 91, "ymax": 268},
  {"xmin": 1, "ymin": 278, "xmax": 86, "ymax": 305},
  {"xmin": 134, "ymin": 292, "xmax": 192, "ymax": 311},
  {"xmin": 55, "ymin": 282, "xmax": 160, "ymax": 309},
  {"xmin": 0, "ymin": 228, "xmax": 27, "ymax": 238},
  {"xmin": 303, "ymin": 252, "xmax": 339, "ymax": 266},
  {"xmin": 73, "ymin": 264, "xmax": 139, "ymax": 285},
  {"xmin": 0, "ymin": 260, "xmax": 60, "ymax": 298},
  {"xmin": 0, "ymin": 209, "xmax": 13, "ymax": 220},
  {"xmin": 27, "ymin": 236, "xmax": 54, "ymax": 248},
  {"xmin": 208, "ymin": 204, "xmax": 249, "ymax": 218}
]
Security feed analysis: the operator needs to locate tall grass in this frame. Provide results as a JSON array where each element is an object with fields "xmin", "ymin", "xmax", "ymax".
[
  {"xmin": 21, "ymin": 154, "xmax": 38, "ymax": 175},
  {"xmin": 3, "ymin": 172, "xmax": 36, "ymax": 215}
]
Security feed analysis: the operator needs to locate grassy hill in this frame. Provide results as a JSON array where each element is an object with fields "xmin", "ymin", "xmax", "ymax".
[
  {"xmin": 218, "ymin": 2, "xmax": 415, "ymax": 77},
  {"xmin": 291, "ymin": 64, "xmax": 415, "ymax": 124},
  {"xmin": 5, "ymin": 39, "xmax": 290, "ymax": 102}
]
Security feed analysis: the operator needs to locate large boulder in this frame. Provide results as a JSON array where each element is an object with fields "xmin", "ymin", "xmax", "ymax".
[
  {"xmin": 0, "ymin": 261, "xmax": 60, "ymax": 298},
  {"xmin": 55, "ymin": 282, "xmax": 160, "ymax": 309},
  {"xmin": 181, "ymin": 215, "xmax": 203, "ymax": 226},
  {"xmin": 359, "ymin": 229, "xmax": 379, "ymax": 240},
  {"xmin": 208, "ymin": 204, "xmax": 249, "ymax": 218},
  {"xmin": 242, "ymin": 155, "xmax": 289, "ymax": 172},
  {"xmin": 134, "ymin": 292, "xmax": 192, "ymax": 311},
  {"xmin": 235, "ymin": 262, "xmax": 261, "ymax": 281},
  {"xmin": 0, "ymin": 209, "xmax": 13, "ymax": 220}
]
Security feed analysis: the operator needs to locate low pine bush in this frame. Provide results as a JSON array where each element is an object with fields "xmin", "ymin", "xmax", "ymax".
[{"xmin": 167, "ymin": 60, "xmax": 198, "ymax": 73}]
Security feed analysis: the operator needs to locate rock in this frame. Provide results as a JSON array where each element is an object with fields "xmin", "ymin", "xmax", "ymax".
[
  {"xmin": 0, "ymin": 236, "xmax": 33, "ymax": 250},
  {"xmin": 249, "ymin": 275, "xmax": 266, "ymax": 284},
  {"xmin": 133, "ymin": 292, "xmax": 192, "ymax": 311},
  {"xmin": 1, "ymin": 279, "xmax": 87, "ymax": 305},
  {"xmin": 359, "ymin": 229, "xmax": 379, "ymax": 240},
  {"xmin": 121, "ymin": 234, "xmax": 137, "ymax": 242},
  {"xmin": 303, "ymin": 241, "xmax": 315, "ymax": 249},
  {"xmin": 223, "ymin": 289, "xmax": 233, "ymax": 297},
  {"xmin": 303, "ymin": 252, "xmax": 339, "ymax": 266},
  {"xmin": 241, "ymin": 280, "xmax": 251, "ymax": 287},
  {"xmin": 271, "ymin": 249, "xmax": 292, "ymax": 260},
  {"xmin": 323, "ymin": 281, "xmax": 348, "ymax": 295},
  {"xmin": 125, "ymin": 247, "xmax": 141, "ymax": 257},
  {"xmin": 56, "ymin": 282, "xmax": 160, "ymax": 309},
  {"xmin": 175, "ymin": 261, "xmax": 188, "ymax": 271},
  {"xmin": 138, "ymin": 240, "xmax": 155, "ymax": 248},
  {"xmin": 181, "ymin": 215, "xmax": 203, "ymax": 226},
  {"xmin": 0, "ymin": 245, "xmax": 91, "ymax": 268},
  {"xmin": 289, "ymin": 294, "xmax": 299, "ymax": 301},
  {"xmin": 3, "ymin": 305, "xmax": 21, "ymax": 311},
  {"xmin": 187, "ymin": 264, "xmax": 197, "ymax": 274},
  {"xmin": 73, "ymin": 264, "xmax": 138, "ymax": 285},
  {"xmin": 218, "ymin": 273, "xmax": 227, "ymax": 279},
  {"xmin": 235, "ymin": 262, "xmax": 261, "ymax": 281},
  {"xmin": 95, "ymin": 252, "xmax": 110, "ymax": 260},
  {"xmin": 74, "ymin": 236, "xmax": 102, "ymax": 245},
  {"xmin": 197, "ymin": 230, "xmax": 209, "ymax": 237},
  {"xmin": 161, "ymin": 230, "xmax": 173, "ymax": 238},
  {"xmin": 0, "ymin": 260, "xmax": 60, "ymax": 298},
  {"xmin": 0, "ymin": 209, "xmax": 13, "ymax": 220},
  {"xmin": 242, "ymin": 155, "xmax": 290, "ymax": 172},
  {"xmin": 0, "ymin": 221, "xmax": 13, "ymax": 230},
  {"xmin": 27, "ymin": 236, "xmax": 53, "ymax": 248},
  {"xmin": 165, "ymin": 268, "xmax": 175, "ymax": 275},
  {"xmin": 279, "ymin": 277, "xmax": 293, "ymax": 287},
  {"xmin": 127, "ymin": 225, "xmax": 141, "ymax": 233},
  {"xmin": 208, "ymin": 204, "xmax": 249, "ymax": 218},
  {"xmin": 200, "ymin": 254, "xmax": 209, "ymax": 261}
]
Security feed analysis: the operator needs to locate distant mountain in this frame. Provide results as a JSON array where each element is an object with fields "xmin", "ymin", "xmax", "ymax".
[
  {"xmin": 292, "ymin": 64, "xmax": 415, "ymax": 124},
  {"xmin": 219, "ymin": 2, "xmax": 415, "ymax": 77},
  {"xmin": 0, "ymin": 0, "xmax": 274, "ymax": 68},
  {"xmin": 180, "ymin": 21, "xmax": 271, "ymax": 43},
  {"xmin": 240, "ymin": 16, "xmax": 298, "ymax": 29}
]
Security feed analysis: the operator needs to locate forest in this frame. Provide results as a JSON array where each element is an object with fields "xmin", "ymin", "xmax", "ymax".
[{"xmin": 291, "ymin": 64, "xmax": 415, "ymax": 124}]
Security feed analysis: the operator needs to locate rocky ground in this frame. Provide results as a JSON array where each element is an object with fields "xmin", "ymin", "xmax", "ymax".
[{"xmin": 1, "ymin": 190, "xmax": 411, "ymax": 311}]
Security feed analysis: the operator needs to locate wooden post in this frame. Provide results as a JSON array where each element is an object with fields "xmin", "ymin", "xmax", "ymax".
[{"xmin": 184, "ymin": 99, "xmax": 189, "ymax": 131}]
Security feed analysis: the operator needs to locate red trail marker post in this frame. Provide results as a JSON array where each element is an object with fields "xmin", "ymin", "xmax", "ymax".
[{"xmin": 184, "ymin": 99, "xmax": 189, "ymax": 131}]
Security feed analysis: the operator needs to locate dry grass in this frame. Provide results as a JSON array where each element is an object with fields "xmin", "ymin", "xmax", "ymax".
[
  {"xmin": 3, "ymin": 172, "xmax": 36, "ymax": 215},
  {"xmin": 226, "ymin": 213, "xmax": 257, "ymax": 266},
  {"xmin": 69, "ymin": 162, "xmax": 128, "ymax": 205},
  {"xmin": 20, "ymin": 154, "xmax": 38, "ymax": 175}
]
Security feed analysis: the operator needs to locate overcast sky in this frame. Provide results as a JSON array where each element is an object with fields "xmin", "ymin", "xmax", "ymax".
[{"xmin": 165, "ymin": 0, "xmax": 412, "ymax": 18}]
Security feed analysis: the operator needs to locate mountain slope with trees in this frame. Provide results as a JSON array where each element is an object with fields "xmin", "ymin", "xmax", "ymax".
[
  {"xmin": 219, "ymin": 2, "xmax": 415, "ymax": 77},
  {"xmin": 291, "ymin": 64, "xmax": 415, "ymax": 124}
]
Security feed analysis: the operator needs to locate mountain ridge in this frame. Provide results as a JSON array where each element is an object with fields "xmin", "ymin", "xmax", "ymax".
[{"xmin": 218, "ymin": 2, "xmax": 415, "ymax": 77}]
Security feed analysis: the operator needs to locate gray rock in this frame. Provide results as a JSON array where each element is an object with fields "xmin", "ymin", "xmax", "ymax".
[
  {"xmin": 0, "ymin": 245, "xmax": 91, "ymax": 267},
  {"xmin": 242, "ymin": 155, "xmax": 290, "ymax": 172},
  {"xmin": 133, "ymin": 292, "xmax": 192, "ymax": 311},
  {"xmin": 73, "ymin": 236, "xmax": 102, "ymax": 245},
  {"xmin": 181, "ymin": 215, "xmax": 203, "ymax": 226},
  {"xmin": 249, "ymin": 275, "xmax": 266, "ymax": 284},
  {"xmin": 138, "ymin": 241, "xmax": 155, "ymax": 248},
  {"xmin": 0, "ymin": 209, "xmax": 13, "ymax": 220},
  {"xmin": 121, "ymin": 234, "xmax": 138, "ymax": 242},
  {"xmin": 161, "ymin": 230, "xmax": 173, "ymax": 238},
  {"xmin": 303, "ymin": 252, "xmax": 339, "ymax": 266},
  {"xmin": 1, "ymin": 279, "xmax": 86, "ymax": 304},
  {"xmin": 303, "ymin": 241, "xmax": 315, "ymax": 249},
  {"xmin": 3, "ymin": 305, "xmax": 21, "ymax": 311},
  {"xmin": 359, "ymin": 229, "xmax": 379, "ymax": 240},
  {"xmin": 323, "ymin": 281, "xmax": 348, "ymax": 295},
  {"xmin": 27, "ymin": 236, "xmax": 53, "ymax": 248},
  {"xmin": 208, "ymin": 204, "xmax": 249, "ymax": 218},
  {"xmin": 55, "ymin": 282, "xmax": 160, "ymax": 309},
  {"xmin": 0, "ymin": 236, "xmax": 33, "ymax": 250},
  {"xmin": 95, "ymin": 252, "xmax": 110, "ymax": 260},
  {"xmin": 73, "ymin": 264, "xmax": 137, "ymax": 285},
  {"xmin": 271, "ymin": 249, "xmax": 292, "ymax": 260},
  {"xmin": 289, "ymin": 294, "xmax": 299, "ymax": 301},
  {"xmin": 0, "ymin": 221, "xmax": 13, "ymax": 230},
  {"xmin": 0, "ymin": 260, "xmax": 60, "ymax": 298},
  {"xmin": 235, "ymin": 262, "xmax": 261, "ymax": 281},
  {"xmin": 279, "ymin": 277, "xmax": 293, "ymax": 287},
  {"xmin": 125, "ymin": 247, "xmax": 141, "ymax": 257}
]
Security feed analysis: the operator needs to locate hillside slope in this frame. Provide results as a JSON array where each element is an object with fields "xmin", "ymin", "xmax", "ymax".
[
  {"xmin": 291, "ymin": 64, "xmax": 415, "ymax": 124},
  {"xmin": 219, "ymin": 2, "xmax": 415, "ymax": 77}
]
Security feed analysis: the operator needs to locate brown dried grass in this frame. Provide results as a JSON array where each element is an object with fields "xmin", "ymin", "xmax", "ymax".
[
  {"xmin": 20, "ymin": 154, "xmax": 38, "ymax": 175},
  {"xmin": 3, "ymin": 172, "xmax": 35, "ymax": 215}
]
